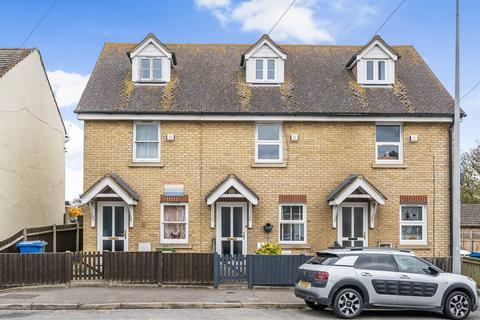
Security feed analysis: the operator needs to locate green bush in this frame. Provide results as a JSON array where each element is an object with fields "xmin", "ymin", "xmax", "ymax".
[{"xmin": 255, "ymin": 243, "xmax": 282, "ymax": 255}]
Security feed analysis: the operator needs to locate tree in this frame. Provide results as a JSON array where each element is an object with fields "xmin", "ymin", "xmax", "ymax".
[{"xmin": 461, "ymin": 141, "xmax": 480, "ymax": 204}]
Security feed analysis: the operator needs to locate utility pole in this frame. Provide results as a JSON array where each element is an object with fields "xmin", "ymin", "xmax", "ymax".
[{"xmin": 452, "ymin": 0, "xmax": 461, "ymax": 274}]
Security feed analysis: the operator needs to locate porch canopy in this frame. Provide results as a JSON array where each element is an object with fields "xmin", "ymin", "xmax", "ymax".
[
  {"xmin": 206, "ymin": 174, "xmax": 258, "ymax": 228},
  {"xmin": 327, "ymin": 174, "xmax": 386, "ymax": 229},
  {"xmin": 80, "ymin": 172, "xmax": 139, "ymax": 228}
]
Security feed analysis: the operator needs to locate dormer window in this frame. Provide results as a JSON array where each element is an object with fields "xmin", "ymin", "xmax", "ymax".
[
  {"xmin": 346, "ymin": 35, "xmax": 398, "ymax": 86},
  {"xmin": 255, "ymin": 58, "xmax": 276, "ymax": 81},
  {"xmin": 140, "ymin": 58, "xmax": 162, "ymax": 81},
  {"xmin": 241, "ymin": 34, "xmax": 286, "ymax": 85},
  {"xmin": 366, "ymin": 60, "xmax": 386, "ymax": 82},
  {"xmin": 129, "ymin": 33, "xmax": 176, "ymax": 84}
]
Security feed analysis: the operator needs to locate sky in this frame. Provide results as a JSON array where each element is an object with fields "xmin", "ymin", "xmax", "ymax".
[{"xmin": 0, "ymin": 0, "xmax": 478, "ymax": 201}]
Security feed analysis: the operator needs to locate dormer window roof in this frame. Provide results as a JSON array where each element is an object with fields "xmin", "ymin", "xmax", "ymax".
[
  {"xmin": 241, "ymin": 34, "xmax": 286, "ymax": 85},
  {"xmin": 346, "ymin": 35, "xmax": 399, "ymax": 86},
  {"xmin": 129, "ymin": 33, "xmax": 176, "ymax": 83}
]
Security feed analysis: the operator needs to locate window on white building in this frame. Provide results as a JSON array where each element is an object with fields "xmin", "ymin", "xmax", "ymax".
[{"xmin": 140, "ymin": 57, "xmax": 162, "ymax": 81}]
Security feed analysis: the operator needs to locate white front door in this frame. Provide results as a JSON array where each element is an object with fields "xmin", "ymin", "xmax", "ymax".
[
  {"xmin": 97, "ymin": 202, "xmax": 128, "ymax": 252},
  {"xmin": 216, "ymin": 203, "xmax": 247, "ymax": 255},
  {"xmin": 337, "ymin": 203, "xmax": 368, "ymax": 247}
]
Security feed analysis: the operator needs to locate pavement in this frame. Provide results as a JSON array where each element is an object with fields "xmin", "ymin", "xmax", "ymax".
[
  {"xmin": 0, "ymin": 308, "xmax": 479, "ymax": 320},
  {"xmin": 0, "ymin": 285, "xmax": 303, "ymax": 310}
]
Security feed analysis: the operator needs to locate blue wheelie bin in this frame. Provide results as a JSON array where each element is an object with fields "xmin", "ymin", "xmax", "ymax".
[{"xmin": 16, "ymin": 241, "xmax": 47, "ymax": 253}]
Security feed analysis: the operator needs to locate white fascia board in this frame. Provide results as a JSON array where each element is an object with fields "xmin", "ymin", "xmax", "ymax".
[
  {"xmin": 130, "ymin": 38, "xmax": 172, "ymax": 60},
  {"xmin": 81, "ymin": 176, "xmax": 137, "ymax": 206},
  {"xmin": 245, "ymin": 39, "xmax": 286, "ymax": 60},
  {"xmin": 328, "ymin": 178, "xmax": 386, "ymax": 206},
  {"xmin": 207, "ymin": 177, "xmax": 258, "ymax": 205},
  {"xmin": 359, "ymin": 40, "xmax": 398, "ymax": 61},
  {"xmin": 77, "ymin": 113, "xmax": 453, "ymax": 123}
]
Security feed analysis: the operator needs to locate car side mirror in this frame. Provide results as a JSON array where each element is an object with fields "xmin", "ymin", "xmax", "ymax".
[{"xmin": 424, "ymin": 266, "xmax": 439, "ymax": 276}]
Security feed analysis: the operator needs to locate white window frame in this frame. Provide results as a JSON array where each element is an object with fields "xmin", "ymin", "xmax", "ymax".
[
  {"xmin": 133, "ymin": 121, "xmax": 160, "ymax": 163},
  {"xmin": 365, "ymin": 59, "xmax": 388, "ymax": 84},
  {"xmin": 399, "ymin": 204, "xmax": 427, "ymax": 245},
  {"xmin": 255, "ymin": 123, "xmax": 283, "ymax": 163},
  {"xmin": 375, "ymin": 122, "xmax": 403, "ymax": 164},
  {"xmin": 279, "ymin": 203, "xmax": 307, "ymax": 244},
  {"xmin": 254, "ymin": 58, "xmax": 277, "ymax": 82},
  {"xmin": 139, "ymin": 57, "xmax": 163, "ymax": 81},
  {"xmin": 160, "ymin": 202, "xmax": 189, "ymax": 244}
]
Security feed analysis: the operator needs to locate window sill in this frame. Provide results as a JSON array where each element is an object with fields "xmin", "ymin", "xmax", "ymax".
[
  {"xmin": 280, "ymin": 243, "xmax": 311, "ymax": 249},
  {"xmin": 129, "ymin": 162, "xmax": 164, "ymax": 168},
  {"xmin": 372, "ymin": 162, "xmax": 407, "ymax": 169},
  {"xmin": 135, "ymin": 81, "xmax": 167, "ymax": 86},
  {"xmin": 157, "ymin": 244, "xmax": 192, "ymax": 250},
  {"xmin": 398, "ymin": 245, "xmax": 431, "ymax": 250},
  {"xmin": 252, "ymin": 163, "xmax": 287, "ymax": 168}
]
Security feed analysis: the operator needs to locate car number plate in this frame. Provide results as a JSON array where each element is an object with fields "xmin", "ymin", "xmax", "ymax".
[{"xmin": 298, "ymin": 280, "xmax": 311, "ymax": 289}]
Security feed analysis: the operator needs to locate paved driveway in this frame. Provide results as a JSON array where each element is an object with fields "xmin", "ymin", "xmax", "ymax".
[{"xmin": 0, "ymin": 308, "xmax": 478, "ymax": 320}]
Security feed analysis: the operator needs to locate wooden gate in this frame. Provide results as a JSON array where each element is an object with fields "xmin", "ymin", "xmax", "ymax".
[
  {"xmin": 215, "ymin": 254, "xmax": 247, "ymax": 286},
  {"xmin": 72, "ymin": 251, "xmax": 103, "ymax": 280}
]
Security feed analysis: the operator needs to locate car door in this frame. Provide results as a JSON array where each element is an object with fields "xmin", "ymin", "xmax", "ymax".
[
  {"xmin": 354, "ymin": 254, "xmax": 399, "ymax": 305},
  {"xmin": 393, "ymin": 255, "xmax": 444, "ymax": 308}
]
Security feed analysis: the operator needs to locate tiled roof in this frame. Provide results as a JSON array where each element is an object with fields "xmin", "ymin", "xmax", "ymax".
[
  {"xmin": 461, "ymin": 204, "xmax": 480, "ymax": 228},
  {"xmin": 0, "ymin": 49, "xmax": 34, "ymax": 78},
  {"xmin": 205, "ymin": 174, "xmax": 258, "ymax": 201},
  {"xmin": 76, "ymin": 41, "xmax": 454, "ymax": 116}
]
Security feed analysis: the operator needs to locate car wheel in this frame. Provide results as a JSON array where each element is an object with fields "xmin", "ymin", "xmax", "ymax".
[
  {"xmin": 305, "ymin": 300, "xmax": 327, "ymax": 311},
  {"xmin": 443, "ymin": 291, "xmax": 471, "ymax": 320},
  {"xmin": 332, "ymin": 288, "xmax": 363, "ymax": 319}
]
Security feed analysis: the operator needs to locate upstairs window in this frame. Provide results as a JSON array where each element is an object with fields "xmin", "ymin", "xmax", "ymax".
[
  {"xmin": 375, "ymin": 124, "xmax": 403, "ymax": 163},
  {"xmin": 134, "ymin": 122, "xmax": 160, "ymax": 162},
  {"xmin": 140, "ymin": 58, "xmax": 162, "ymax": 81},
  {"xmin": 366, "ymin": 60, "xmax": 386, "ymax": 82},
  {"xmin": 255, "ymin": 123, "xmax": 282, "ymax": 163},
  {"xmin": 254, "ymin": 58, "xmax": 276, "ymax": 81}
]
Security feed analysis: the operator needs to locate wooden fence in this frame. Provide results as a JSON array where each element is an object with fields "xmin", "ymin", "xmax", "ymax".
[
  {"xmin": 0, "ymin": 253, "xmax": 72, "ymax": 286},
  {"xmin": 104, "ymin": 252, "xmax": 214, "ymax": 284},
  {"xmin": 72, "ymin": 251, "xmax": 103, "ymax": 280},
  {"xmin": 0, "ymin": 223, "xmax": 82, "ymax": 253},
  {"xmin": 461, "ymin": 257, "xmax": 480, "ymax": 283},
  {"xmin": 461, "ymin": 230, "xmax": 480, "ymax": 252},
  {"xmin": 247, "ymin": 254, "xmax": 312, "ymax": 288},
  {"xmin": 423, "ymin": 256, "xmax": 452, "ymax": 272}
]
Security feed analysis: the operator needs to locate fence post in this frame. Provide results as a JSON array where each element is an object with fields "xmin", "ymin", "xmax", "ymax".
[
  {"xmin": 75, "ymin": 222, "xmax": 80, "ymax": 252},
  {"xmin": 23, "ymin": 227, "xmax": 27, "ymax": 241},
  {"xmin": 65, "ymin": 252, "xmax": 72, "ymax": 287},
  {"xmin": 53, "ymin": 224, "xmax": 57, "ymax": 253},
  {"xmin": 213, "ymin": 253, "xmax": 219, "ymax": 289},
  {"xmin": 157, "ymin": 251, "xmax": 163, "ymax": 286},
  {"xmin": 247, "ymin": 254, "xmax": 254, "ymax": 289}
]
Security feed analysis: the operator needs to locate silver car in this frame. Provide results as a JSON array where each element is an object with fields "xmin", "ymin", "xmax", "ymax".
[{"xmin": 295, "ymin": 248, "xmax": 478, "ymax": 319}]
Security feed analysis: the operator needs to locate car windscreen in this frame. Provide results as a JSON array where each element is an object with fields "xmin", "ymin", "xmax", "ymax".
[{"xmin": 307, "ymin": 253, "xmax": 339, "ymax": 265}]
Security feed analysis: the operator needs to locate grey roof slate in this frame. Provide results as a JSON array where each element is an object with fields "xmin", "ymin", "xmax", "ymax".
[
  {"xmin": 76, "ymin": 41, "xmax": 454, "ymax": 116},
  {"xmin": 461, "ymin": 204, "xmax": 480, "ymax": 228},
  {"xmin": 0, "ymin": 49, "xmax": 34, "ymax": 78}
]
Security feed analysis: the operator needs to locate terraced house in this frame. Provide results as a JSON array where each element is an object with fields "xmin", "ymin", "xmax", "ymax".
[{"xmin": 77, "ymin": 33, "xmax": 457, "ymax": 258}]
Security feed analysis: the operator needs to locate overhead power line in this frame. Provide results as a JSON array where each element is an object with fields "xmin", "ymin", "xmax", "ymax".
[
  {"xmin": 19, "ymin": 0, "xmax": 57, "ymax": 47},
  {"xmin": 371, "ymin": 0, "xmax": 407, "ymax": 37},
  {"xmin": 460, "ymin": 80, "xmax": 480, "ymax": 102},
  {"xmin": 267, "ymin": 0, "xmax": 296, "ymax": 36}
]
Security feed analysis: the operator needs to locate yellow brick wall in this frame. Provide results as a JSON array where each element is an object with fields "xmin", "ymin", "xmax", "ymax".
[{"xmin": 83, "ymin": 120, "xmax": 452, "ymax": 257}]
